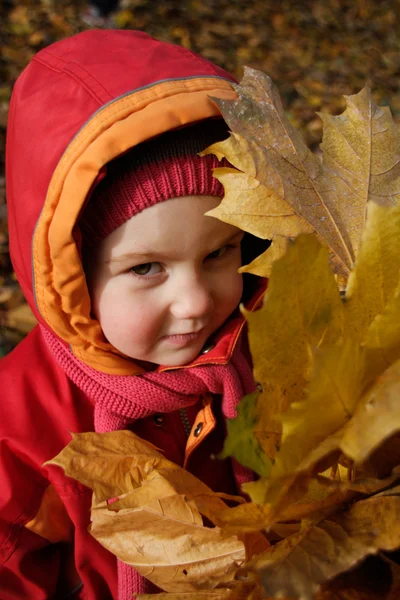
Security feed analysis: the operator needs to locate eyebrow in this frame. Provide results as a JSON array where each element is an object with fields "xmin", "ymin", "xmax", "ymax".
[{"xmin": 106, "ymin": 230, "xmax": 244, "ymax": 265}]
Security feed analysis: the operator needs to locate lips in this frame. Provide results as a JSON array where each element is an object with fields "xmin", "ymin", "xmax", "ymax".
[{"xmin": 162, "ymin": 328, "xmax": 205, "ymax": 347}]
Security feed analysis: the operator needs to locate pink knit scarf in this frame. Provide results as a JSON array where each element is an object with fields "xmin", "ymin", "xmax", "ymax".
[{"xmin": 42, "ymin": 326, "xmax": 255, "ymax": 599}]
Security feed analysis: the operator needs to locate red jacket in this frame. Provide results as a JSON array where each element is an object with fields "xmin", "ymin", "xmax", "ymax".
[{"xmin": 1, "ymin": 30, "xmax": 262, "ymax": 598}]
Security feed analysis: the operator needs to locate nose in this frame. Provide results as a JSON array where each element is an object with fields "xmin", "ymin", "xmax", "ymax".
[{"xmin": 170, "ymin": 273, "xmax": 214, "ymax": 320}]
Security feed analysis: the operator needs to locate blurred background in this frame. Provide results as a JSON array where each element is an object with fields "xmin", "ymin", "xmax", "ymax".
[{"xmin": 1, "ymin": 0, "xmax": 400, "ymax": 355}]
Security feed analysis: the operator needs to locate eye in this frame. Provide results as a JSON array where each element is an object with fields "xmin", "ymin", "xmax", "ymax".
[
  {"xmin": 207, "ymin": 246, "xmax": 228, "ymax": 260},
  {"xmin": 130, "ymin": 262, "xmax": 161, "ymax": 277}
]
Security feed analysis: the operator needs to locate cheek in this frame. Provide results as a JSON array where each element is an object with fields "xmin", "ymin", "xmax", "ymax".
[
  {"xmin": 217, "ymin": 268, "xmax": 243, "ymax": 310},
  {"xmin": 95, "ymin": 287, "xmax": 163, "ymax": 350},
  {"xmin": 126, "ymin": 302, "xmax": 161, "ymax": 340}
]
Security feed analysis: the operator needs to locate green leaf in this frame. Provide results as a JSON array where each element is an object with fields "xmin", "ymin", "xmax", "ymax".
[{"xmin": 220, "ymin": 392, "xmax": 271, "ymax": 477}]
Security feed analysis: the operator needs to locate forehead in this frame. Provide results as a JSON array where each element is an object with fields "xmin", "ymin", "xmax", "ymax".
[{"xmin": 102, "ymin": 195, "xmax": 240, "ymax": 257}]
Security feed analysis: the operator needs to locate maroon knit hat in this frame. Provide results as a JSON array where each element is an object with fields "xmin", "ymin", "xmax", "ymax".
[{"xmin": 79, "ymin": 120, "xmax": 229, "ymax": 246}]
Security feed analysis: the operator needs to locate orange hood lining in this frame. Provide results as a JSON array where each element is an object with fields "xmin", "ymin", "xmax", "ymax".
[{"xmin": 33, "ymin": 77, "xmax": 237, "ymax": 375}]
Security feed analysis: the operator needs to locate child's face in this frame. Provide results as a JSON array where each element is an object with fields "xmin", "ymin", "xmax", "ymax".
[{"xmin": 86, "ymin": 196, "xmax": 244, "ymax": 367}]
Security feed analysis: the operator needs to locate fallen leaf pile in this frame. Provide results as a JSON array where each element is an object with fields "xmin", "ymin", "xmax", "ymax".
[{"xmin": 49, "ymin": 70, "xmax": 400, "ymax": 599}]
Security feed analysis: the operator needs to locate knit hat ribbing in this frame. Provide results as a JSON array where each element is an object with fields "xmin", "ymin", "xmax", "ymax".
[{"xmin": 79, "ymin": 120, "xmax": 229, "ymax": 246}]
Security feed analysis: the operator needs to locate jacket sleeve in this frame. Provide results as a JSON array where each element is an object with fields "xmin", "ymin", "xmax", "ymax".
[
  {"xmin": 0, "ymin": 525, "xmax": 62, "ymax": 599},
  {"xmin": 0, "ymin": 444, "xmax": 78, "ymax": 598}
]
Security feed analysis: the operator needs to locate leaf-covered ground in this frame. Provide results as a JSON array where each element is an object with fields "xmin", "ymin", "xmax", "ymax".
[{"xmin": 1, "ymin": 0, "xmax": 400, "ymax": 354}]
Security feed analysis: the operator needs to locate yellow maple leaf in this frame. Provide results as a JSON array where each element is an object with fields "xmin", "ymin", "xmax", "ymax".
[
  {"xmin": 219, "ymin": 203, "xmax": 400, "ymax": 522},
  {"xmin": 339, "ymin": 359, "xmax": 400, "ymax": 468},
  {"xmin": 205, "ymin": 69, "xmax": 400, "ymax": 281},
  {"xmin": 273, "ymin": 206, "xmax": 399, "ymax": 487},
  {"xmin": 240, "ymin": 234, "xmax": 344, "ymax": 462},
  {"xmin": 345, "ymin": 202, "xmax": 400, "ymax": 342}
]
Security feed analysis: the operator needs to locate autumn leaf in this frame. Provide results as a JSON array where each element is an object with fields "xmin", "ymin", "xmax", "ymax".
[
  {"xmin": 244, "ymin": 495, "xmax": 400, "ymax": 600},
  {"xmin": 205, "ymin": 69, "xmax": 400, "ymax": 281},
  {"xmin": 46, "ymin": 430, "xmax": 168, "ymax": 501},
  {"xmin": 90, "ymin": 493, "xmax": 245, "ymax": 593},
  {"xmin": 220, "ymin": 392, "xmax": 272, "ymax": 477},
  {"xmin": 227, "ymin": 234, "xmax": 344, "ymax": 464},
  {"xmin": 239, "ymin": 236, "xmax": 289, "ymax": 279},
  {"xmin": 338, "ymin": 360, "xmax": 400, "ymax": 468},
  {"xmin": 47, "ymin": 431, "xmax": 269, "ymax": 592},
  {"xmin": 273, "ymin": 339, "xmax": 364, "ymax": 479},
  {"xmin": 214, "ymin": 470, "xmax": 400, "ymax": 536},
  {"xmin": 201, "ymin": 127, "xmax": 313, "ymax": 280},
  {"xmin": 364, "ymin": 285, "xmax": 400, "ymax": 385},
  {"xmin": 199, "ymin": 150, "xmax": 312, "ymax": 280},
  {"xmin": 137, "ymin": 578, "xmax": 265, "ymax": 600},
  {"xmin": 280, "ymin": 213, "xmax": 400, "ymax": 489},
  {"xmin": 345, "ymin": 202, "xmax": 400, "ymax": 342},
  {"xmin": 47, "ymin": 430, "xmax": 248, "ymax": 523},
  {"xmin": 213, "ymin": 487, "xmax": 353, "ymax": 536},
  {"xmin": 47, "ymin": 431, "xmax": 245, "ymax": 517},
  {"xmin": 226, "ymin": 203, "xmax": 400, "ymax": 517}
]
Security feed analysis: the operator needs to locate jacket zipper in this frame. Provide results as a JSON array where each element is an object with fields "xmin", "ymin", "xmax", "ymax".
[{"xmin": 178, "ymin": 408, "xmax": 192, "ymax": 438}]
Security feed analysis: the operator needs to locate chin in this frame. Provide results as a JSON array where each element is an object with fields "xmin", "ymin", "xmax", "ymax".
[{"xmin": 160, "ymin": 347, "xmax": 203, "ymax": 368}]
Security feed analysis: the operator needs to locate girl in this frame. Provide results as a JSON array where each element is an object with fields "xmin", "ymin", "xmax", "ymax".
[{"xmin": 0, "ymin": 29, "xmax": 266, "ymax": 599}]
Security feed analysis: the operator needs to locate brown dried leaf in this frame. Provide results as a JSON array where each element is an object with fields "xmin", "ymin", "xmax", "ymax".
[
  {"xmin": 47, "ymin": 430, "xmax": 237, "ymax": 521},
  {"xmin": 137, "ymin": 578, "xmax": 265, "ymax": 600},
  {"xmin": 214, "ymin": 471, "xmax": 400, "ymax": 535},
  {"xmin": 90, "ymin": 493, "xmax": 245, "ymax": 593},
  {"xmin": 207, "ymin": 69, "xmax": 400, "ymax": 280},
  {"xmin": 317, "ymin": 554, "xmax": 395, "ymax": 600},
  {"xmin": 245, "ymin": 495, "xmax": 400, "ymax": 600},
  {"xmin": 46, "ymin": 430, "xmax": 169, "ymax": 501},
  {"xmin": 47, "ymin": 431, "xmax": 269, "ymax": 592}
]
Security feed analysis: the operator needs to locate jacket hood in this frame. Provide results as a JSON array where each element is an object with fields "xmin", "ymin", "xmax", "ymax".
[{"xmin": 6, "ymin": 29, "xmax": 237, "ymax": 374}]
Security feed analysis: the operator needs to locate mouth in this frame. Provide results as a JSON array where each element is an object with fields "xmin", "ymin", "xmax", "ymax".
[{"xmin": 162, "ymin": 328, "xmax": 205, "ymax": 347}]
